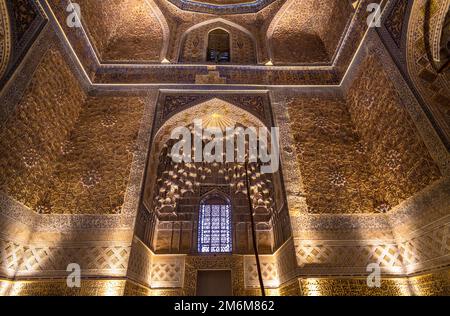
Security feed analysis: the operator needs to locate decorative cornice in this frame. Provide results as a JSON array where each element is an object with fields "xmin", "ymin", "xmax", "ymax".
[{"xmin": 167, "ymin": 0, "xmax": 279, "ymax": 15}]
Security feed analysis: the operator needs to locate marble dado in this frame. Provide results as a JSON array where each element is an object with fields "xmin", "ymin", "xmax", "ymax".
[
  {"xmin": 1, "ymin": 270, "xmax": 448, "ymax": 296},
  {"xmin": 291, "ymin": 178, "xmax": 449, "ymax": 276},
  {"xmin": 128, "ymin": 237, "xmax": 293, "ymax": 291},
  {"xmin": 298, "ymin": 270, "xmax": 450, "ymax": 296},
  {"xmin": 0, "ymin": 178, "xmax": 448, "ymax": 279},
  {"xmin": 0, "ymin": 225, "xmax": 447, "ymax": 287},
  {"xmin": 1, "ymin": 235, "xmax": 448, "ymax": 296},
  {"xmin": 294, "ymin": 222, "xmax": 449, "ymax": 276},
  {"xmin": 0, "ymin": 279, "xmax": 128, "ymax": 296},
  {"xmin": 0, "ymin": 239, "xmax": 132, "ymax": 279}
]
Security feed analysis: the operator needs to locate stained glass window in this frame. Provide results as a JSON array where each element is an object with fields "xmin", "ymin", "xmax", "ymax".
[{"xmin": 198, "ymin": 196, "xmax": 232, "ymax": 253}]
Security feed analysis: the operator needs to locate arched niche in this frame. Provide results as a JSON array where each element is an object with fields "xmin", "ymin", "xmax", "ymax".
[
  {"xmin": 135, "ymin": 97, "xmax": 290, "ymax": 255},
  {"xmin": 76, "ymin": 0, "xmax": 170, "ymax": 62},
  {"xmin": 430, "ymin": 2, "xmax": 450, "ymax": 73},
  {"xmin": 178, "ymin": 18, "xmax": 257, "ymax": 64},
  {"xmin": 266, "ymin": 0, "xmax": 353, "ymax": 64},
  {"xmin": 206, "ymin": 28, "xmax": 231, "ymax": 63}
]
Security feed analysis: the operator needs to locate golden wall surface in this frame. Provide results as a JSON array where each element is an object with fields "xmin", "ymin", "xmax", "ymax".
[
  {"xmin": 0, "ymin": 46, "xmax": 86, "ymax": 212},
  {"xmin": 346, "ymin": 53, "xmax": 441, "ymax": 209},
  {"xmin": 271, "ymin": 0, "xmax": 353, "ymax": 63},
  {"xmin": 288, "ymin": 95, "xmax": 383, "ymax": 214},
  {"xmin": 44, "ymin": 96, "xmax": 144, "ymax": 214},
  {"xmin": 288, "ymin": 50, "xmax": 442, "ymax": 215},
  {"xmin": 0, "ymin": 44, "xmax": 145, "ymax": 215},
  {"xmin": 60, "ymin": 0, "xmax": 165, "ymax": 62}
]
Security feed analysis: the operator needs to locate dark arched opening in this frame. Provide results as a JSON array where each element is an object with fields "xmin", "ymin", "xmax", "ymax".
[{"xmin": 207, "ymin": 29, "xmax": 230, "ymax": 63}]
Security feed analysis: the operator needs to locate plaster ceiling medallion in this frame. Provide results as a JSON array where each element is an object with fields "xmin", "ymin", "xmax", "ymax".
[{"xmin": 167, "ymin": 0, "xmax": 278, "ymax": 14}]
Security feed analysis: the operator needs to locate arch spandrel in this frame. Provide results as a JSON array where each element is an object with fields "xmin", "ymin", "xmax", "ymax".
[
  {"xmin": 0, "ymin": 0, "xmax": 11, "ymax": 81},
  {"xmin": 406, "ymin": 0, "xmax": 450, "ymax": 145}
]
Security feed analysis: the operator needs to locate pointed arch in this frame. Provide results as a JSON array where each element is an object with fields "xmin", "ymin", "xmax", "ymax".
[
  {"xmin": 265, "ymin": 0, "xmax": 295, "ymax": 63},
  {"xmin": 206, "ymin": 28, "xmax": 231, "ymax": 62},
  {"xmin": 429, "ymin": 0, "xmax": 449, "ymax": 69},
  {"xmin": 199, "ymin": 188, "xmax": 231, "ymax": 204},
  {"xmin": 144, "ymin": 0, "xmax": 170, "ymax": 61},
  {"xmin": 143, "ymin": 97, "xmax": 267, "ymax": 208},
  {"xmin": 266, "ymin": 0, "xmax": 353, "ymax": 64},
  {"xmin": 406, "ymin": 0, "xmax": 450, "ymax": 144},
  {"xmin": 0, "ymin": 0, "xmax": 11, "ymax": 81},
  {"xmin": 153, "ymin": 97, "xmax": 266, "ymax": 145},
  {"xmin": 75, "ymin": 0, "xmax": 170, "ymax": 62},
  {"xmin": 139, "ymin": 93, "xmax": 291, "ymax": 255},
  {"xmin": 177, "ymin": 18, "xmax": 258, "ymax": 64}
]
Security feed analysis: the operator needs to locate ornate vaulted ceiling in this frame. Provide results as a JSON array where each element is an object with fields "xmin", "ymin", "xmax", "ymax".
[
  {"xmin": 190, "ymin": 0, "xmax": 255, "ymax": 3},
  {"xmin": 41, "ymin": 0, "xmax": 382, "ymax": 85},
  {"xmin": 74, "ymin": 0, "xmax": 166, "ymax": 62},
  {"xmin": 166, "ymin": 0, "xmax": 278, "ymax": 14}
]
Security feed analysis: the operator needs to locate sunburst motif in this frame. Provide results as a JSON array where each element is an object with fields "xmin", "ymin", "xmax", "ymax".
[{"xmin": 202, "ymin": 112, "xmax": 235, "ymax": 130}]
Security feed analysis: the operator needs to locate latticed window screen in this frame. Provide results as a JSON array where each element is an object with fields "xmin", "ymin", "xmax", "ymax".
[{"xmin": 198, "ymin": 197, "xmax": 232, "ymax": 253}]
